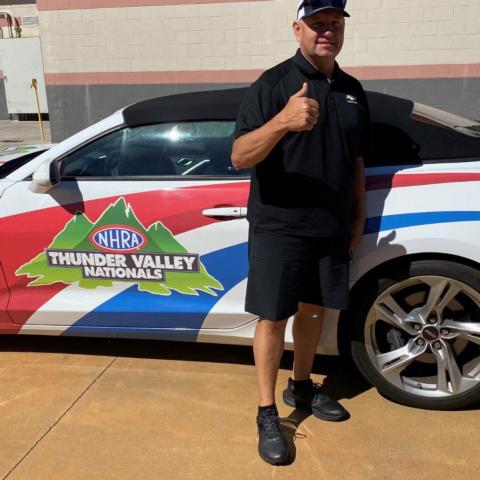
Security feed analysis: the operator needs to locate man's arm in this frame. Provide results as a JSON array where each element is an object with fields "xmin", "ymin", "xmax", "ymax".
[
  {"xmin": 231, "ymin": 82, "xmax": 319, "ymax": 170},
  {"xmin": 231, "ymin": 115, "xmax": 289, "ymax": 170},
  {"xmin": 349, "ymin": 155, "xmax": 366, "ymax": 252}
]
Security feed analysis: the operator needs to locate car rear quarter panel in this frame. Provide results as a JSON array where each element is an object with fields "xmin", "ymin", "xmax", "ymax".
[{"xmin": 351, "ymin": 163, "xmax": 480, "ymax": 286}]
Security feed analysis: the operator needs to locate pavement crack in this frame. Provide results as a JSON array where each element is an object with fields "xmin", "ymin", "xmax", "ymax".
[{"xmin": 2, "ymin": 357, "xmax": 117, "ymax": 480}]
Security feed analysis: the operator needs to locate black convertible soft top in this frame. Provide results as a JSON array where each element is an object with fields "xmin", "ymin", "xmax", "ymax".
[
  {"xmin": 122, "ymin": 85, "xmax": 422, "ymax": 124},
  {"xmin": 122, "ymin": 87, "xmax": 419, "ymax": 128},
  {"xmin": 123, "ymin": 88, "xmax": 248, "ymax": 127}
]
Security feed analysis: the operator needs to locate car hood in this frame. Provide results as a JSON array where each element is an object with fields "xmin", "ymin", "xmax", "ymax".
[
  {"xmin": 0, "ymin": 179, "xmax": 15, "ymax": 198},
  {"xmin": 0, "ymin": 144, "xmax": 55, "ymax": 165}
]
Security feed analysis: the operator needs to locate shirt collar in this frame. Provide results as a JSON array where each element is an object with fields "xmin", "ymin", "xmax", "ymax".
[{"xmin": 293, "ymin": 48, "xmax": 340, "ymax": 82}]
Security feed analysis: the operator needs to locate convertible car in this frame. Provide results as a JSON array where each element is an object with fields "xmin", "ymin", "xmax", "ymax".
[{"xmin": 1, "ymin": 88, "xmax": 479, "ymax": 410}]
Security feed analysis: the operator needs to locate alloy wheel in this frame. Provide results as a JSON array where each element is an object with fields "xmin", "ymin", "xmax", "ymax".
[{"xmin": 364, "ymin": 275, "xmax": 480, "ymax": 398}]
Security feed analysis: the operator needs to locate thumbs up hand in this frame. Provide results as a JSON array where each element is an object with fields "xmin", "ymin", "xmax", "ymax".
[
  {"xmin": 278, "ymin": 82, "xmax": 320, "ymax": 132},
  {"xmin": 293, "ymin": 82, "xmax": 309, "ymax": 98}
]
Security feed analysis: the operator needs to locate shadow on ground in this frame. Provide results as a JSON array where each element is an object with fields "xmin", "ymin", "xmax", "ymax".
[
  {"xmin": 1, "ymin": 335, "xmax": 477, "ymax": 416},
  {"xmin": 0, "ymin": 335, "xmax": 370, "ymax": 400}
]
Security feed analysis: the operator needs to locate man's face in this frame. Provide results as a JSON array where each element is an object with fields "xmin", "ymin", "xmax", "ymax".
[{"xmin": 293, "ymin": 10, "xmax": 345, "ymax": 60}]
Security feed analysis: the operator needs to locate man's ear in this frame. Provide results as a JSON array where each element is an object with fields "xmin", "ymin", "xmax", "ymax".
[{"xmin": 292, "ymin": 20, "xmax": 302, "ymax": 42}]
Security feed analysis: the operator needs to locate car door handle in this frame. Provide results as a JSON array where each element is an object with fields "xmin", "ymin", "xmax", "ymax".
[{"xmin": 201, "ymin": 207, "xmax": 247, "ymax": 219}]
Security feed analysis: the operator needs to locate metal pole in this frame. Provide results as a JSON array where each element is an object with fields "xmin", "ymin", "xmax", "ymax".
[{"xmin": 30, "ymin": 78, "xmax": 45, "ymax": 142}]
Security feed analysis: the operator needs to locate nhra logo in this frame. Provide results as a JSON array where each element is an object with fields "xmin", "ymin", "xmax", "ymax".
[
  {"xmin": 16, "ymin": 197, "xmax": 223, "ymax": 296},
  {"xmin": 90, "ymin": 225, "xmax": 146, "ymax": 253}
]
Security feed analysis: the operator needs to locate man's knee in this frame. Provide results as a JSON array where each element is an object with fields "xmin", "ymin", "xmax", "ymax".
[
  {"xmin": 297, "ymin": 302, "xmax": 325, "ymax": 319},
  {"xmin": 257, "ymin": 318, "xmax": 288, "ymax": 334}
]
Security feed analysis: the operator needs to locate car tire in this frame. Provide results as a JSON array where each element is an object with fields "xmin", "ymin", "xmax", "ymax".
[{"xmin": 350, "ymin": 259, "xmax": 480, "ymax": 410}]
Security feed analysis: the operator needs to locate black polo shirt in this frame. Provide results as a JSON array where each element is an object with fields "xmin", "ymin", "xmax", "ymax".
[{"xmin": 234, "ymin": 49, "xmax": 370, "ymax": 238}]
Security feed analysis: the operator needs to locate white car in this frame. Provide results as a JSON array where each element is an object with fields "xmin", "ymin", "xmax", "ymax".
[{"xmin": 1, "ymin": 89, "xmax": 479, "ymax": 410}]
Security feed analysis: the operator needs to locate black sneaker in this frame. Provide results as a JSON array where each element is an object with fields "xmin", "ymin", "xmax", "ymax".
[
  {"xmin": 256, "ymin": 408, "xmax": 289, "ymax": 465},
  {"xmin": 282, "ymin": 378, "xmax": 348, "ymax": 421}
]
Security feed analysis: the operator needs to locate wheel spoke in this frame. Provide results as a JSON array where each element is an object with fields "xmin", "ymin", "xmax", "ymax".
[
  {"xmin": 443, "ymin": 320, "xmax": 480, "ymax": 336},
  {"xmin": 466, "ymin": 359, "xmax": 480, "ymax": 378},
  {"xmin": 462, "ymin": 334, "xmax": 480, "ymax": 346},
  {"xmin": 442, "ymin": 319, "xmax": 480, "ymax": 345},
  {"xmin": 373, "ymin": 304, "xmax": 404, "ymax": 330},
  {"xmin": 420, "ymin": 278, "xmax": 450, "ymax": 320},
  {"xmin": 375, "ymin": 338, "xmax": 426, "ymax": 376},
  {"xmin": 436, "ymin": 355, "xmax": 449, "ymax": 393},
  {"xmin": 374, "ymin": 294, "xmax": 412, "ymax": 332},
  {"xmin": 434, "ymin": 283, "xmax": 462, "ymax": 314},
  {"xmin": 444, "ymin": 344, "xmax": 464, "ymax": 394},
  {"xmin": 380, "ymin": 293, "xmax": 409, "ymax": 319},
  {"xmin": 432, "ymin": 340, "xmax": 470, "ymax": 394}
]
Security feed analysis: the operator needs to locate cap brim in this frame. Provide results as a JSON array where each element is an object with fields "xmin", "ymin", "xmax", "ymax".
[{"xmin": 303, "ymin": 7, "xmax": 350, "ymax": 18}]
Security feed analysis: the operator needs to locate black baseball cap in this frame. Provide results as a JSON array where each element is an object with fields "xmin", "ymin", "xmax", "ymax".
[{"xmin": 297, "ymin": 0, "xmax": 350, "ymax": 20}]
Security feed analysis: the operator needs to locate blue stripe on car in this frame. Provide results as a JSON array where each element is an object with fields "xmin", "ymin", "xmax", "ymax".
[
  {"xmin": 365, "ymin": 211, "xmax": 480, "ymax": 234},
  {"xmin": 63, "ymin": 242, "xmax": 249, "ymax": 338}
]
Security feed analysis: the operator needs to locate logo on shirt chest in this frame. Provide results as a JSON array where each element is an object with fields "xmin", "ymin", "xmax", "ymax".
[{"xmin": 346, "ymin": 94, "xmax": 358, "ymax": 104}]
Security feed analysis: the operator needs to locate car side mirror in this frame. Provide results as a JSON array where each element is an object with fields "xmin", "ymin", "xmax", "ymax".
[{"xmin": 29, "ymin": 160, "xmax": 60, "ymax": 193}]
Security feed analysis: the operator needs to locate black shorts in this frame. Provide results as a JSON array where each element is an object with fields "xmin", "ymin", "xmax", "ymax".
[{"xmin": 245, "ymin": 226, "xmax": 350, "ymax": 321}]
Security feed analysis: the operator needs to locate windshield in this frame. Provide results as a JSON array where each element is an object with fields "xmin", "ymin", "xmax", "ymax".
[
  {"xmin": 0, "ymin": 150, "xmax": 48, "ymax": 179},
  {"xmin": 411, "ymin": 103, "xmax": 480, "ymax": 138},
  {"xmin": 366, "ymin": 92, "xmax": 480, "ymax": 167}
]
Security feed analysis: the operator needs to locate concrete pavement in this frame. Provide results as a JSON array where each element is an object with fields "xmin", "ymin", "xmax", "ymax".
[
  {"xmin": 0, "ymin": 336, "xmax": 479, "ymax": 480},
  {"xmin": 0, "ymin": 120, "xmax": 51, "ymax": 147}
]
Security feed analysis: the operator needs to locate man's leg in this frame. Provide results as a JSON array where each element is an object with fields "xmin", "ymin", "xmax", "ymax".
[
  {"xmin": 253, "ymin": 318, "xmax": 288, "ymax": 406},
  {"xmin": 292, "ymin": 302, "xmax": 324, "ymax": 381},
  {"xmin": 253, "ymin": 318, "xmax": 289, "ymax": 464},
  {"xmin": 284, "ymin": 302, "xmax": 348, "ymax": 421},
  {"xmin": 246, "ymin": 227, "xmax": 301, "ymax": 463}
]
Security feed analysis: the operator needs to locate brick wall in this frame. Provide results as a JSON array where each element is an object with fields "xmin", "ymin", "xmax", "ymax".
[{"xmin": 37, "ymin": 0, "xmax": 480, "ymax": 75}]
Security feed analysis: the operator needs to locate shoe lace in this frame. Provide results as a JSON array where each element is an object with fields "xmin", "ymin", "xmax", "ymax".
[
  {"xmin": 308, "ymin": 381, "xmax": 326, "ymax": 402},
  {"xmin": 311, "ymin": 381, "xmax": 323, "ymax": 393},
  {"xmin": 258, "ymin": 415, "xmax": 282, "ymax": 440}
]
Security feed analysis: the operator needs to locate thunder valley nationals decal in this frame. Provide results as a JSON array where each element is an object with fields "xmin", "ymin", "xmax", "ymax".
[{"xmin": 16, "ymin": 198, "xmax": 223, "ymax": 296}]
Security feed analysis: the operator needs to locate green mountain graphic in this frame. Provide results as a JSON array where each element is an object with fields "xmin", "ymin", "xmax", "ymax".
[{"xmin": 16, "ymin": 198, "xmax": 223, "ymax": 296}]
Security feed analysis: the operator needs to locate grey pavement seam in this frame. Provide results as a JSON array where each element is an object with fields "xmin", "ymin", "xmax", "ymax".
[{"xmin": 2, "ymin": 356, "xmax": 118, "ymax": 480}]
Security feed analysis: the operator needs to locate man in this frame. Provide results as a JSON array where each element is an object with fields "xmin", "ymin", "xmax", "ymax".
[{"xmin": 231, "ymin": 0, "xmax": 369, "ymax": 465}]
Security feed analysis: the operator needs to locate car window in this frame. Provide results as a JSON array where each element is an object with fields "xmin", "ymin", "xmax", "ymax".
[
  {"xmin": 62, "ymin": 121, "xmax": 244, "ymax": 178},
  {"xmin": 365, "ymin": 92, "xmax": 480, "ymax": 167}
]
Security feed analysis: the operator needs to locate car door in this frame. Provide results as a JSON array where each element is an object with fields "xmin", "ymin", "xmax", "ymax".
[{"xmin": 1, "ymin": 121, "xmax": 254, "ymax": 336}]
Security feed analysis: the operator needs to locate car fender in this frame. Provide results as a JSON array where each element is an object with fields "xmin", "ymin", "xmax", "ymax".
[{"xmin": 350, "ymin": 225, "xmax": 480, "ymax": 289}]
